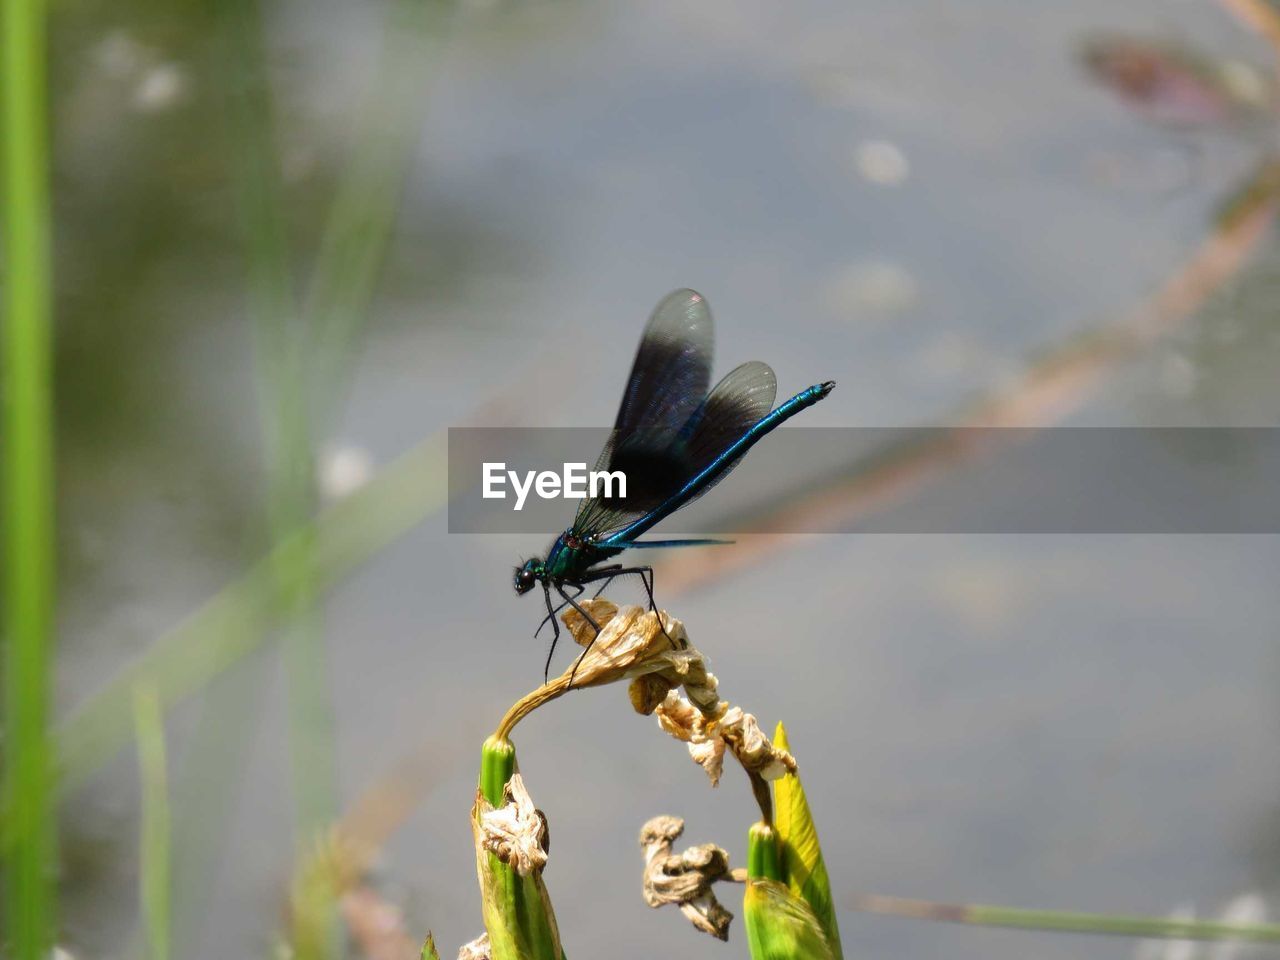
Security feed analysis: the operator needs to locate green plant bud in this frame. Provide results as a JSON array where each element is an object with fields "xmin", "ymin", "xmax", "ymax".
[
  {"xmin": 480, "ymin": 735, "xmax": 516, "ymax": 807},
  {"xmin": 747, "ymin": 822, "xmax": 783, "ymax": 883},
  {"xmin": 473, "ymin": 738, "xmax": 564, "ymax": 960}
]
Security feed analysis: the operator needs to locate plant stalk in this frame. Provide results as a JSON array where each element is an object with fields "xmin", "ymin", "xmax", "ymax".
[{"xmin": 2, "ymin": 0, "xmax": 55, "ymax": 950}]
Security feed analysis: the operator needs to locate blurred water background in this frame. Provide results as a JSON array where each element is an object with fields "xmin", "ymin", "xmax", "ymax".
[{"xmin": 44, "ymin": 0, "xmax": 1280, "ymax": 957}]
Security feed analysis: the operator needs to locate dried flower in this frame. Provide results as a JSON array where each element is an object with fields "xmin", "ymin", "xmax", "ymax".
[
  {"xmin": 476, "ymin": 773, "xmax": 548, "ymax": 876},
  {"xmin": 639, "ymin": 815, "xmax": 734, "ymax": 940},
  {"xmin": 655, "ymin": 694, "xmax": 795, "ymax": 786},
  {"xmin": 494, "ymin": 600, "xmax": 720, "ymax": 740},
  {"xmin": 561, "ymin": 601, "xmax": 711, "ymax": 696},
  {"xmin": 456, "ymin": 933, "xmax": 489, "ymax": 960},
  {"xmin": 720, "ymin": 708, "xmax": 797, "ymax": 781}
]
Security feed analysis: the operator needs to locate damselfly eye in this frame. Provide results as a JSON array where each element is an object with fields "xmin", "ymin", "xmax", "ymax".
[{"xmin": 514, "ymin": 564, "xmax": 537, "ymax": 595}]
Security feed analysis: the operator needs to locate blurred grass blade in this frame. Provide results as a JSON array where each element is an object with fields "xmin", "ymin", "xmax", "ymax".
[
  {"xmin": 217, "ymin": 0, "xmax": 337, "ymax": 847},
  {"xmin": 290, "ymin": 831, "xmax": 363, "ymax": 960},
  {"xmin": 474, "ymin": 737, "xmax": 564, "ymax": 960},
  {"xmin": 167, "ymin": 657, "xmax": 271, "ymax": 954},
  {"xmin": 744, "ymin": 880, "xmax": 836, "ymax": 960},
  {"xmin": 1, "ymin": 0, "xmax": 56, "ymax": 950},
  {"xmin": 853, "ymin": 895, "xmax": 1280, "ymax": 942},
  {"xmin": 308, "ymin": 0, "xmax": 439, "ymax": 422},
  {"xmin": 216, "ymin": 0, "xmax": 296, "ymax": 383},
  {"xmin": 133, "ymin": 686, "xmax": 172, "ymax": 960},
  {"xmin": 772, "ymin": 723, "xmax": 842, "ymax": 959},
  {"xmin": 54, "ymin": 433, "xmax": 446, "ymax": 794},
  {"xmin": 167, "ymin": 1, "xmax": 439, "ymax": 951}
]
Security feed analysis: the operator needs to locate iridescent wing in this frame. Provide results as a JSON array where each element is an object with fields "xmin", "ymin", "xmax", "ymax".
[
  {"xmin": 574, "ymin": 289, "xmax": 714, "ymax": 534},
  {"xmin": 577, "ymin": 359, "xmax": 778, "ymax": 540}
]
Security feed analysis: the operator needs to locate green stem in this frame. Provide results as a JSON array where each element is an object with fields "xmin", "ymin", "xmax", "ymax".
[
  {"xmin": 480, "ymin": 736, "xmax": 516, "ymax": 806},
  {"xmin": 854, "ymin": 895, "xmax": 1280, "ymax": 942},
  {"xmin": 1, "ymin": 0, "xmax": 55, "ymax": 951},
  {"xmin": 474, "ymin": 738, "xmax": 563, "ymax": 960},
  {"xmin": 747, "ymin": 823, "xmax": 782, "ymax": 882},
  {"xmin": 967, "ymin": 904, "xmax": 1280, "ymax": 941}
]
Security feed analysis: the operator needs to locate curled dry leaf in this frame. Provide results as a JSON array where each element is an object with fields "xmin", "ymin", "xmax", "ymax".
[
  {"xmin": 654, "ymin": 689, "xmax": 720, "ymax": 738},
  {"xmin": 629, "ymin": 672, "xmax": 675, "ymax": 715},
  {"xmin": 720, "ymin": 707, "xmax": 797, "ymax": 781},
  {"xmin": 639, "ymin": 815, "xmax": 734, "ymax": 941},
  {"xmin": 655, "ymin": 695, "xmax": 795, "ymax": 786},
  {"xmin": 688, "ymin": 738, "xmax": 728, "ymax": 785},
  {"xmin": 476, "ymin": 773, "xmax": 548, "ymax": 876},
  {"xmin": 495, "ymin": 600, "xmax": 721, "ymax": 740},
  {"xmin": 563, "ymin": 602, "xmax": 719, "ymax": 709}
]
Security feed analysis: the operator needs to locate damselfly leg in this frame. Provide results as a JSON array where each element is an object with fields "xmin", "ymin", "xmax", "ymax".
[
  {"xmin": 557, "ymin": 582, "xmax": 604, "ymax": 689},
  {"xmin": 540, "ymin": 582, "xmax": 584, "ymax": 685}
]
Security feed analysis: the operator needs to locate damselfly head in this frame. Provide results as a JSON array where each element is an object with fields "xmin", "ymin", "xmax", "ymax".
[{"xmin": 514, "ymin": 559, "xmax": 542, "ymax": 595}]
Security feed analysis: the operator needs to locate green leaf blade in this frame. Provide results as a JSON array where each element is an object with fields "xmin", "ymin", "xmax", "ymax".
[
  {"xmin": 744, "ymin": 879, "xmax": 836, "ymax": 960},
  {"xmin": 773, "ymin": 722, "xmax": 843, "ymax": 959}
]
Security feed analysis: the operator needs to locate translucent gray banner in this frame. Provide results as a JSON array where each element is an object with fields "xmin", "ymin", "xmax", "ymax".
[{"xmin": 447, "ymin": 427, "xmax": 1280, "ymax": 534}]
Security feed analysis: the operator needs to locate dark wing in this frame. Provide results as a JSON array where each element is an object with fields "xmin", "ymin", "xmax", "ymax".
[
  {"xmin": 671, "ymin": 359, "xmax": 777, "ymax": 507},
  {"xmin": 580, "ymin": 361, "xmax": 778, "ymax": 542},
  {"xmin": 611, "ymin": 288, "xmax": 714, "ymax": 441},
  {"xmin": 574, "ymin": 290, "xmax": 714, "ymax": 534}
]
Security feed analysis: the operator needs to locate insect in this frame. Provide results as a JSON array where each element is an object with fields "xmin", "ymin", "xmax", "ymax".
[{"xmin": 514, "ymin": 289, "xmax": 834, "ymax": 684}]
